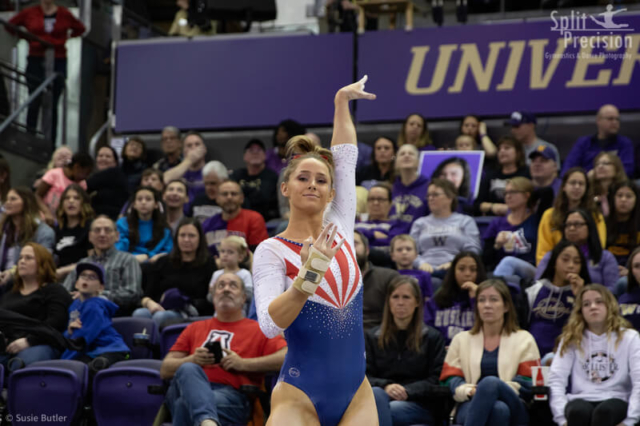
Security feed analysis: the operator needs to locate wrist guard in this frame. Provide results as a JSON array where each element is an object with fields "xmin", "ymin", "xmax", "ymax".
[{"xmin": 292, "ymin": 246, "xmax": 331, "ymax": 296}]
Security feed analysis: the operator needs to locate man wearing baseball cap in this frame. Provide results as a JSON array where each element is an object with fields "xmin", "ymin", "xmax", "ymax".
[
  {"xmin": 529, "ymin": 145, "xmax": 562, "ymax": 197},
  {"xmin": 61, "ymin": 261, "xmax": 130, "ymax": 367},
  {"xmin": 508, "ymin": 111, "xmax": 561, "ymax": 169},
  {"xmin": 230, "ymin": 139, "xmax": 279, "ymax": 221}
]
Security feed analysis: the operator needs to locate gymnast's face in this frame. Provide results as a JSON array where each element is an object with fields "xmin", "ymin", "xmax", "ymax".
[{"xmin": 282, "ymin": 158, "xmax": 335, "ymax": 214}]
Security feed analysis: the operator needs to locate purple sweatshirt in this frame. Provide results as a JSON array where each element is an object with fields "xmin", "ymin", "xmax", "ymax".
[
  {"xmin": 424, "ymin": 295, "xmax": 475, "ymax": 345},
  {"xmin": 183, "ymin": 168, "xmax": 205, "ymax": 208},
  {"xmin": 387, "ymin": 175, "xmax": 430, "ymax": 240},
  {"xmin": 355, "ymin": 220, "xmax": 392, "ymax": 250},
  {"xmin": 561, "ymin": 134, "xmax": 635, "ymax": 177},
  {"xmin": 619, "ymin": 287, "xmax": 640, "ymax": 331},
  {"xmin": 536, "ymin": 248, "xmax": 619, "ymax": 290},
  {"xmin": 525, "ymin": 279, "xmax": 574, "ymax": 355},
  {"xmin": 483, "ymin": 214, "xmax": 538, "ymax": 266},
  {"xmin": 265, "ymin": 148, "xmax": 287, "ymax": 175},
  {"xmin": 398, "ymin": 269, "xmax": 434, "ymax": 323}
]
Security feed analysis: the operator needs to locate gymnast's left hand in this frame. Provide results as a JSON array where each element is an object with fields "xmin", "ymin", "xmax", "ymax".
[
  {"xmin": 336, "ymin": 75, "xmax": 377, "ymax": 102},
  {"xmin": 220, "ymin": 348, "xmax": 246, "ymax": 372},
  {"xmin": 300, "ymin": 223, "xmax": 345, "ymax": 265}
]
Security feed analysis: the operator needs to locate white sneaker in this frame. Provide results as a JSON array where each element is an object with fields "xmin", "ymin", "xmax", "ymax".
[{"xmin": 200, "ymin": 420, "xmax": 218, "ymax": 426}]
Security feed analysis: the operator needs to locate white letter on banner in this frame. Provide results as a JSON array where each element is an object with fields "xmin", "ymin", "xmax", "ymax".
[
  {"xmin": 406, "ymin": 45, "xmax": 458, "ymax": 95},
  {"xmin": 448, "ymin": 42, "xmax": 506, "ymax": 93}
]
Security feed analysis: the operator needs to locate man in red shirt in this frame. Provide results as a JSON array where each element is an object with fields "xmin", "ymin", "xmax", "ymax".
[
  {"xmin": 160, "ymin": 272, "xmax": 287, "ymax": 426},
  {"xmin": 201, "ymin": 180, "xmax": 269, "ymax": 254}
]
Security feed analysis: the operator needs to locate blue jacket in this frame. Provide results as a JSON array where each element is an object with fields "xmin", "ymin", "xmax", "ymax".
[
  {"xmin": 115, "ymin": 217, "xmax": 173, "ymax": 257},
  {"xmin": 562, "ymin": 134, "xmax": 635, "ymax": 177},
  {"xmin": 62, "ymin": 297, "xmax": 130, "ymax": 359}
]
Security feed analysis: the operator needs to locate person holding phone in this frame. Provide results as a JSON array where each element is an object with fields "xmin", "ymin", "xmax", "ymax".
[{"xmin": 160, "ymin": 272, "xmax": 287, "ymax": 426}]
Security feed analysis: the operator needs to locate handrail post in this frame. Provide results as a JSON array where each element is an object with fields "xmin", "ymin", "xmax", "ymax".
[{"xmin": 42, "ymin": 46, "xmax": 54, "ymax": 143}]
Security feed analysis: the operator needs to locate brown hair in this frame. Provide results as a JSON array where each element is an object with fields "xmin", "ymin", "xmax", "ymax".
[
  {"xmin": 390, "ymin": 234, "xmax": 417, "ymax": 253},
  {"xmin": 551, "ymin": 168, "xmax": 599, "ymax": 232},
  {"xmin": 397, "ymin": 113, "xmax": 432, "ymax": 149},
  {"xmin": 590, "ymin": 152, "xmax": 627, "ymax": 196},
  {"xmin": 282, "ymin": 136, "xmax": 335, "ymax": 187},
  {"xmin": 0, "ymin": 187, "xmax": 42, "ymax": 246},
  {"xmin": 56, "ymin": 184, "xmax": 95, "ymax": 228},
  {"xmin": 378, "ymin": 275, "xmax": 424, "ymax": 353},
  {"xmin": 497, "ymin": 136, "xmax": 526, "ymax": 169},
  {"xmin": 13, "ymin": 242, "xmax": 57, "ymax": 292},
  {"xmin": 429, "ymin": 178, "xmax": 458, "ymax": 212},
  {"xmin": 507, "ymin": 177, "xmax": 535, "ymax": 210},
  {"xmin": 470, "ymin": 279, "xmax": 520, "ymax": 335}
]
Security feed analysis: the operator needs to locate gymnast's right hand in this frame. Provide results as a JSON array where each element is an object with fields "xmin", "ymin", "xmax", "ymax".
[{"xmin": 300, "ymin": 223, "xmax": 345, "ymax": 264}]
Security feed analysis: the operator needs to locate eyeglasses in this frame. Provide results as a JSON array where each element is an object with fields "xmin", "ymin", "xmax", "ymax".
[
  {"xmin": 564, "ymin": 222, "xmax": 587, "ymax": 229},
  {"xmin": 595, "ymin": 161, "xmax": 613, "ymax": 167},
  {"xmin": 79, "ymin": 272, "xmax": 99, "ymax": 281},
  {"xmin": 566, "ymin": 180, "xmax": 586, "ymax": 187},
  {"xmin": 367, "ymin": 197, "xmax": 389, "ymax": 203},
  {"xmin": 504, "ymin": 190, "xmax": 524, "ymax": 196}
]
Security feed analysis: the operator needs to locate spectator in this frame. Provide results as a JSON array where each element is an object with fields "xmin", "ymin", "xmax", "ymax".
[
  {"xmin": 169, "ymin": 0, "xmax": 216, "ymax": 36},
  {"xmin": 485, "ymin": 177, "xmax": 553, "ymax": 280},
  {"xmin": 121, "ymin": 136, "xmax": 149, "ymax": 193},
  {"xmin": 529, "ymin": 145, "xmax": 562, "ymax": 196},
  {"xmin": 475, "ymin": 136, "xmax": 530, "ymax": 216},
  {"xmin": 440, "ymin": 279, "xmax": 541, "ymax": 426},
  {"xmin": 590, "ymin": 152, "xmax": 627, "ymax": 218},
  {"xmin": 0, "ymin": 187, "xmax": 55, "ymax": 283},
  {"xmin": 86, "ymin": 146, "xmax": 129, "ymax": 220},
  {"xmin": 266, "ymin": 119, "xmax": 306, "ymax": 174},
  {"xmin": 208, "ymin": 235, "xmax": 253, "ymax": 313},
  {"xmin": 160, "ymin": 272, "xmax": 287, "ymax": 426},
  {"xmin": 189, "ymin": 161, "xmax": 226, "ymax": 223},
  {"xmin": 460, "ymin": 115, "xmax": 497, "ymax": 158},
  {"xmin": 397, "ymin": 113, "xmax": 434, "ymax": 151},
  {"xmin": 116, "ymin": 187, "xmax": 173, "ymax": 264},
  {"xmin": 231, "ymin": 139, "xmax": 279, "ymax": 222},
  {"xmin": 537, "ymin": 168, "xmax": 606, "ymax": 265},
  {"xmin": 606, "ymin": 181, "xmax": 640, "ymax": 270},
  {"xmin": 508, "ymin": 111, "xmax": 561, "ymax": 168},
  {"xmin": 135, "ymin": 218, "xmax": 216, "ymax": 326},
  {"xmin": 411, "ymin": 179, "xmax": 481, "ymax": 281},
  {"xmin": 33, "ymin": 145, "xmax": 71, "ymax": 189},
  {"xmin": 63, "ymin": 216, "xmax": 142, "ymax": 316},
  {"xmin": 356, "ymin": 230, "xmax": 400, "ymax": 330},
  {"xmin": 201, "ymin": 180, "xmax": 268, "ymax": 254},
  {"xmin": 8, "ymin": 0, "xmax": 85, "ymax": 143},
  {"xmin": 356, "ymin": 136, "xmax": 396, "ymax": 190},
  {"xmin": 525, "ymin": 241, "xmax": 589, "ymax": 356},
  {"xmin": 425, "ymin": 251, "xmax": 486, "ymax": 345},
  {"xmin": 619, "ymin": 247, "xmax": 640, "ymax": 330},
  {"xmin": 356, "ymin": 183, "xmax": 393, "ymax": 252},
  {"xmin": 366, "ymin": 276, "xmax": 445, "ymax": 426},
  {"xmin": 390, "ymin": 234, "xmax": 433, "ymax": 309},
  {"xmin": 387, "ymin": 144, "xmax": 430, "ymax": 239},
  {"xmin": 36, "ymin": 152, "xmax": 93, "ymax": 221},
  {"xmin": 432, "ymin": 156, "xmax": 475, "ymax": 213},
  {"xmin": 163, "ymin": 180, "xmax": 189, "ymax": 234},
  {"xmin": 53, "ymin": 184, "xmax": 94, "ymax": 279},
  {"xmin": 141, "ymin": 168, "xmax": 165, "ymax": 193},
  {"xmin": 0, "ymin": 243, "xmax": 72, "ymax": 366},
  {"xmin": 0, "ymin": 158, "xmax": 10, "ymax": 209},
  {"xmin": 61, "ymin": 262, "xmax": 130, "ymax": 368},
  {"xmin": 455, "ymin": 135, "xmax": 476, "ymax": 151},
  {"xmin": 562, "ymin": 104, "xmax": 635, "ymax": 177},
  {"xmin": 549, "ymin": 284, "xmax": 640, "ymax": 426},
  {"xmin": 537, "ymin": 209, "xmax": 619, "ymax": 291},
  {"xmin": 153, "ymin": 126, "xmax": 183, "ymax": 172},
  {"xmin": 164, "ymin": 131, "xmax": 207, "ymax": 207}
]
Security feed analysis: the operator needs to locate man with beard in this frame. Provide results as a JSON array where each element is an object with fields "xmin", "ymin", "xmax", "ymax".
[
  {"xmin": 355, "ymin": 230, "xmax": 399, "ymax": 330},
  {"xmin": 201, "ymin": 180, "xmax": 268, "ymax": 256},
  {"xmin": 161, "ymin": 272, "xmax": 287, "ymax": 426}
]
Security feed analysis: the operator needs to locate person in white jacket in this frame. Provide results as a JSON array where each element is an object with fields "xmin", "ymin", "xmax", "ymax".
[{"xmin": 549, "ymin": 283, "xmax": 640, "ymax": 426}]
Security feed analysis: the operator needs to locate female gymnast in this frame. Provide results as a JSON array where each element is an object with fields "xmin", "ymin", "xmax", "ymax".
[{"xmin": 252, "ymin": 76, "xmax": 377, "ymax": 426}]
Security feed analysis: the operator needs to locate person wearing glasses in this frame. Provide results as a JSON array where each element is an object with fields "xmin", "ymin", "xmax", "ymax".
[
  {"xmin": 153, "ymin": 126, "xmax": 183, "ymax": 172},
  {"xmin": 356, "ymin": 183, "xmax": 393, "ymax": 253},
  {"xmin": 537, "ymin": 209, "xmax": 619, "ymax": 291},
  {"xmin": 411, "ymin": 179, "xmax": 481, "ymax": 284},
  {"xmin": 62, "ymin": 216, "xmax": 142, "ymax": 316},
  {"xmin": 589, "ymin": 152, "xmax": 628, "ymax": 218},
  {"xmin": 536, "ymin": 168, "xmax": 606, "ymax": 265}
]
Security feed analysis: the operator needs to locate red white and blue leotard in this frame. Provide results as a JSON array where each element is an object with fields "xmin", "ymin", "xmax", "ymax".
[{"xmin": 253, "ymin": 144, "xmax": 364, "ymax": 426}]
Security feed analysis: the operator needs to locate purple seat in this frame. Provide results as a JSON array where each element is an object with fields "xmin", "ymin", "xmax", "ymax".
[
  {"xmin": 160, "ymin": 323, "xmax": 188, "ymax": 358},
  {"xmin": 93, "ymin": 359, "xmax": 165, "ymax": 426},
  {"xmin": 8, "ymin": 360, "xmax": 88, "ymax": 426},
  {"xmin": 112, "ymin": 317, "xmax": 160, "ymax": 359}
]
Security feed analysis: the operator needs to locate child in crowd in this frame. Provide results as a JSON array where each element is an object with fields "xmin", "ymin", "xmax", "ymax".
[
  {"xmin": 116, "ymin": 187, "xmax": 173, "ymax": 263},
  {"xmin": 208, "ymin": 235, "xmax": 253, "ymax": 310},
  {"xmin": 121, "ymin": 136, "xmax": 149, "ymax": 193},
  {"xmin": 526, "ymin": 241, "xmax": 589, "ymax": 358},
  {"xmin": 454, "ymin": 134, "xmax": 476, "ymax": 151},
  {"xmin": 424, "ymin": 251, "xmax": 486, "ymax": 345},
  {"xmin": 119, "ymin": 168, "xmax": 166, "ymax": 218},
  {"xmin": 36, "ymin": 152, "xmax": 94, "ymax": 220},
  {"xmin": 62, "ymin": 262, "xmax": 130, "ymax": 368},
  {"xmin": 390, "ymin": 234, "xmax": 433, "ymax": 315},
  {"xmin": 619, "ymin": 247, "xmax": 640, "ymax": 330},
  {"xmin": 549, "ymin": 284, "xmax": 640, "ymax": 426}
]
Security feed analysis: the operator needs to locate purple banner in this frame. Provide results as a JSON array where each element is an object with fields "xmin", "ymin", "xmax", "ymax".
[
  {"xmin": 114, "ymin": 33, "xmax": 353, "ymax": 133},
  {"xmin": 419, "ymin": 151, "xmax": 484, "ymax": 199},
  {"xmin": 358, "ymin": 12, "xmax": 640, "ymax": 122}
]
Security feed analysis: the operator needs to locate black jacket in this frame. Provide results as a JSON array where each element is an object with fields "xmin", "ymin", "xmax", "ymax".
[{"xmin": 365, "ymin": 324, "xmax": 446, "ymax": 403}]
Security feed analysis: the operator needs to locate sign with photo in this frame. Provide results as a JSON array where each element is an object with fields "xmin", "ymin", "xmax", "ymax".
[{"xmin": 418, "ymin": 151, "xmax": 485, "ymax": 199}]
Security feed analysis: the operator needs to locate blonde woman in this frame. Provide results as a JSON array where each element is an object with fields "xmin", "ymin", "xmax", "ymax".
[{"xmin": 548, "ymin": 284, "xmax": 640, "ymax": 426}]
